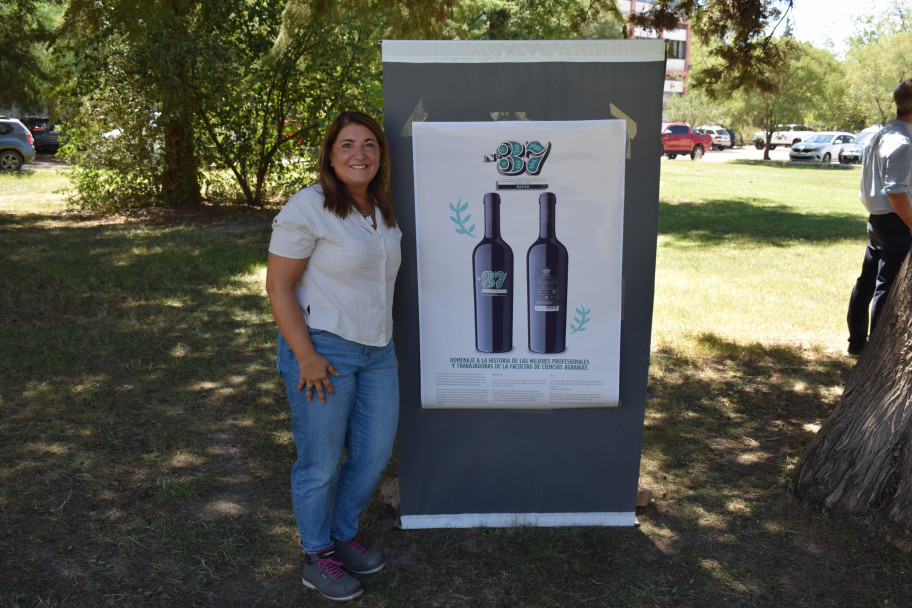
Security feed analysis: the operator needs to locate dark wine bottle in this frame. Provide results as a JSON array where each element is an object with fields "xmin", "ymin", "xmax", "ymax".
[
  {"xmin": 527, "ymin": 192, "xmax": 569, "ymax": 354},
  {"xmin": 473, "ymin": 193, "xmax": 514, "ymax": 353}
]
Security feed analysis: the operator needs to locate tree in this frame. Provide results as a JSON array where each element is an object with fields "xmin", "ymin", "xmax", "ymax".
[
  {"xmin": 447, "ymin": 0, "xmax": 623, "ymax": 39},
  {"xmin": 663, "ymin": 88, "xmax": 723, "ymax": 127},
  {"xmin": 724, "ymin": 40, "xmax": 827, "ymax": 159},
  {"xmin": 58, "ymin": 0, "xmax": 385, "ymax": 210},
  {"xmin": 766, "ymin": 0, "xmax": 912, "ymax": 528},
  {"xmin": 628, "ymin": 0, "xmax": 795, "ymax": 93},
  {"xmin": 57, "ymin": 0, "xmax": 628, "ymax": 211},
  {"xmin": 196, "ymin": 1, "xmax": 383, "ymax": 206},
  {"xmin": 793, "ymin": 254, "xmax": 912, "ymax": 526},
  {"xmin": 845, "ymin": 31, "xmax": 912, "ymax": 126},
  {"xmin": 0, "ymin": 0, "xmax": 62, "ymax": 108},
  {"xmin": 58, "ymin": 0, "xmax": 211, "ymax": 209}
]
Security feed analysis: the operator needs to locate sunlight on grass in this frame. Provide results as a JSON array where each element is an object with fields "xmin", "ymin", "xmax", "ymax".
[
  {"xmin": 0, "ymin": 171, "xmax": 72, "ymax": 214},
  {"xmin": 655, "ymin": 162, "xmax": 865, "ymax": 353}
]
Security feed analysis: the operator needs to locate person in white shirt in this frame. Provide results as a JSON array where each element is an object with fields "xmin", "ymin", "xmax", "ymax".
[
  {"xmin": 265, "ymin": 111, "xmax": 401, "ymax": 602},
  {"xmin": 857, "ymin": 80, "xmax": 912, "ymax": 352}
]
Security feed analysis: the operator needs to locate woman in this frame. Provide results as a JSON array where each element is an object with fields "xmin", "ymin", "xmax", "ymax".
[{"xmin": 265, "ymin": 111, "xmax": 401, "ymax": 602}]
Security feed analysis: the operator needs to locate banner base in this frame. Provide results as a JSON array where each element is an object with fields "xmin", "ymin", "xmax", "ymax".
[{"xmin": 398, "ymin": 512, "xmax": 637, "ymax": 529}]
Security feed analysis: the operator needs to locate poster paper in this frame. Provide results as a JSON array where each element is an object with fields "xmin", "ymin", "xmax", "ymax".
[{"xmin": 413, "ymin": 120, "xmax": 626, "ymax": 409}]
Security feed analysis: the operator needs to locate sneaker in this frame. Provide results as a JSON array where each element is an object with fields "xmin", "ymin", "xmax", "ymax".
[
  {"xmin": 301, "ymin": 547, "xmax": 363, "ymax": 601},
  {"xmin": 847, "ymin": 342, "xmax": 865, "ymax": 357},
  {"xmin": 333, "ymin": 535, "xmax": 386, "ymax": 574}
]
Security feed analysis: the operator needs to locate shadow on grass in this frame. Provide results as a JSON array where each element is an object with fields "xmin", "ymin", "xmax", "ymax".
[
  {"xmin": 0, "ymin": 210, "xmax": 297, "ymax": 605},
  {"xmin": 367, "ymin": 335, "xmax": 912, "ymax": 607},
  {"xmin": 2, "ymin": 213, "xmax": 911, "ymax": 607},
  {"xmin": 731, "ymin": 160, "xmax": 858, "ymax": 171},
  {"xmin": 636, "ymin": 334, "xmax": 911, "ymax": 607},
  {"xmin": 658, "ymin": 199, "xmax": 866, "ymax": 246}
]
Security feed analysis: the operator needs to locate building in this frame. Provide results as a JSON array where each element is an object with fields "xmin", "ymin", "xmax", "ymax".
[{"xmin": 618, "ymin": 0, "xmax": 690, "ymax": 96}]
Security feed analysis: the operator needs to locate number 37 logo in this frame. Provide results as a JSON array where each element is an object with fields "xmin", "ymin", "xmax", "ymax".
[{"xmin": 484, "ymin": 140, "xmax": 552, "ymax": 176}]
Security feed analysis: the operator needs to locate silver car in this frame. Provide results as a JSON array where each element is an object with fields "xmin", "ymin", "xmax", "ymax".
[
  {"xmin": 838, "ymin": 127, "xmax": 880, "ymax": 164},
  {"xmin": 789, "ymin": 131, "xmax": 855, "ymax": 163},
  {"xmin": 0, "ymin": 117, "xmax": 37, "ymax": 171}
]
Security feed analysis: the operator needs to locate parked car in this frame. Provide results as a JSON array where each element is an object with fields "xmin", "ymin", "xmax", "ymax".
[
  {"xmin": 789, "ymin": 131, "xmax": 855, "ymax": 163},
  {"xmin": 21, "ymin": 116, "xmax": 68, "ymax": 154},
  {"xmin": 0, "ymin": 117, "xmax": 36, "ymax": 171},
  {"xmin": 696, "ymin": 125, "xmax": 732, "ymax": 150},
  {"xmin": 661, "ymin": 122, "xmax": 713, "ymax": 160},
  {"xmin": 754, "ymin": 124, "xmax": 816, "ymax": 149},
  {"xmin": 838, "ymin": 126, "xmax": 881, "ymax": 165}
]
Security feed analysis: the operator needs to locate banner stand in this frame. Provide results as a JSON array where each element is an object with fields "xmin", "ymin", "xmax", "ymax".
[{"xmin": 383, "ymin": 40, "xmax": 667, "ymax": 529}]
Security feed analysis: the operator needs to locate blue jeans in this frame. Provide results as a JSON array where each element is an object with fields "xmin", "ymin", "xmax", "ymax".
[{"xmin": 276, "ymin": 329, "xmax": 399, "ymax": 554}]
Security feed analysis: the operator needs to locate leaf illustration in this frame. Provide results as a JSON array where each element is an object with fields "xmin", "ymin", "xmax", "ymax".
[
  {"xmin": 448, "ymin": 197, "xmax": 476, "ymax": 237},
  {"xmin": 570, "ymin": 305, "xmax": 591, "ymax": 334}
]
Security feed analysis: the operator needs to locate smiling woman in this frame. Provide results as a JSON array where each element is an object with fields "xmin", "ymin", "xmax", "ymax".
[{"xmin": 264, "ymin": 111, "xmax": 402, "ymax": 602}]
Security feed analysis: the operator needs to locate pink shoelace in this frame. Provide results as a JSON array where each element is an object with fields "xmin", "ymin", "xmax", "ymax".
[
  {"xmin": 339, "ymin": 536, "xmax": 367, "ymax": 554},
  {"xmin": 317, "ymin": 554, "xmax": 346, "ymax": 579}
]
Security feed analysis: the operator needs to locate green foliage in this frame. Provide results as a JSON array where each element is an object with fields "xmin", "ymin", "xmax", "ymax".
[
  {"xmin": 200, "ymin": 0, "xmax": 384, "ymax": 206},
  {"xmin": 58, "ymin": 60, "xmax": 165, "ymax": 213},
  {"xmin": 52, "ymin": 0, "xmax": 625, "ymax": 214},
  {"xmin": 0, "ymin": 0, "xmax": 62, "ymax": 107},
  {"xmin": 448, "ymin": 0, "xmax": 623, "ymax": 40},
  {"xmin": 719, "ymin": 40, "xmax": 831, "ymax": 157},
  {"xmin": 663, "ymin": 88, "xmax": 723, "ymax": 127},
  {"xmin": 845, "ymin": 30, "xmax": 912, "ymax": 125},
  {"xmin": 630, "ymin": 0, "xmax": 795, "ymax": 93},
  {"xmin": 55, "ymin": 0, "xmax": 393, "ymax": 212},
  {"xmin": 371, "ymin": 0, "xmax": 622, "ymax": 40}
]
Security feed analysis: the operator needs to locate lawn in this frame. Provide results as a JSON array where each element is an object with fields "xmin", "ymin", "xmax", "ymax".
[{"xmin": 1, "ymin": 162, "xmax": 910, "ymax": 607}]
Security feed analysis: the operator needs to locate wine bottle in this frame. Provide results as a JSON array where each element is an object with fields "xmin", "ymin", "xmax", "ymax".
[
  {"xmin": 473, "ymin": 193, "xmax": 514, "ymax": 353},
  {"xmin": 527, "ymin": 192, "xmax": 569, "ymax": 354}
]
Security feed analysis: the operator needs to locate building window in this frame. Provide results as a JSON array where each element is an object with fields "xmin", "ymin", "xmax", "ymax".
[{"xmin": 667, "ymin": 39, "xmax": 686, "ymax": 60}]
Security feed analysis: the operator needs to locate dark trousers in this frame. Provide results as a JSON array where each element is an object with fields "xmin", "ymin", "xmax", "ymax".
[
  {"xmin": 868, "ymin": 212, "xmax": 912, "ymax": 333},
  {"xmin": 847, "ymin": 221, "xmax": 882, "ymax": 349}
]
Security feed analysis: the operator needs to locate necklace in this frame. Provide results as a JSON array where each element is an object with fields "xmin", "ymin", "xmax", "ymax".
[{"xmin": 358, "ymin": 203, "xmax": 375, "ymax": 218}]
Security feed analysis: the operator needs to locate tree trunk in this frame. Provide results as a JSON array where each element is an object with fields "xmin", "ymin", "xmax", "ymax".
[
  {"xmin": 794, "ymin": 253, "xmax": 912, "ymax": 526},
  {"xmin": 161, "ymin": 113, "xmax": 202, "ymax": 207}
]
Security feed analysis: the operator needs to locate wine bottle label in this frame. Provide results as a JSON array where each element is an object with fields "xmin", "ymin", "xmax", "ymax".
[
  {"xmin": 534, "ymin": 273, "xmax": 560, "ymax": 311},
  {"xmin": 479, "ymin": 270, "xmax": 509, "ymax": 295}
]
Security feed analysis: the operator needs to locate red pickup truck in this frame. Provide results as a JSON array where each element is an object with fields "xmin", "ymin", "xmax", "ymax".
[{"xmin": 661, "ymin": 123, "xmax": 713, "ymax": 160}]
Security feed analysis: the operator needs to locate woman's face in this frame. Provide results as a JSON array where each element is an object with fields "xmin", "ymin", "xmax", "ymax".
[{"xmin": 329, "ymin": 123, "xmax": 381, "ymax": 195}]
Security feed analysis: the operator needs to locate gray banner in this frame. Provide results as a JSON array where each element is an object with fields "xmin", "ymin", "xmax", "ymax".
[{"xmin": 383, "ymin": 40, "xmax": 666, "ymax": 526}]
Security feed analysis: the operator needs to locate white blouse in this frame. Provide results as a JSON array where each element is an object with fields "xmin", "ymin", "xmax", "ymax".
[{"xmin": 269, "ymin": 185, "xmax": 402, "ymax": 347}]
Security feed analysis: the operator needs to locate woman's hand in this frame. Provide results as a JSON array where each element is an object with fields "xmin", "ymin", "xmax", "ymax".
[
  {"xmin": 266, "ymin": 252, "xmax": 341, "ymax": 403},
  {"xmin": 299, "ymin": 352, "xmax": 340, "ymax": 403}
]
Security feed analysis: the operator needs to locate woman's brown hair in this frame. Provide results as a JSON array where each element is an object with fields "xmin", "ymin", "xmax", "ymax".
[{"xmin": 317, "ymin": 111, "xmax": 397, "ymax": 228}]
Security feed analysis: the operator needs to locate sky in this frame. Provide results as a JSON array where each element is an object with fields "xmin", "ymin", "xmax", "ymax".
[{"xmin": 789, "ymin": 0, "xmax": 893, "ymax": 55}]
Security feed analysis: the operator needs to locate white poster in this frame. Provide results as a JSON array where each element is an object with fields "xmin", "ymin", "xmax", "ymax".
[{"xmin": 413, "ymin": 120, "xmax": 626, "ymax": 409}]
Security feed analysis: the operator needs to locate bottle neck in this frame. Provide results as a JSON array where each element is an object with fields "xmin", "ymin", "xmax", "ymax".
[
  {"xmin": 539, "ymin": 193, "xmax": 556, "ymax": 238},
  {"xmin": 484, "ymin": 193, "xmax": 501, "ymax": 238}
]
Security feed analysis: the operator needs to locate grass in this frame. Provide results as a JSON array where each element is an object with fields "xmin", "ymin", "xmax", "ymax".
[
  {"xmin": 2, "ymin": 161, "xmax": 911, "ymax": 607},
  {"xmin": 654, "ymin": 161, "xmax": 865, "ymax": 350}
]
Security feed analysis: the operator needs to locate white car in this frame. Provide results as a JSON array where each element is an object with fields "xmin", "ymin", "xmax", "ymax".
[
  {"xmin": 696, "ymin": 125, "xmax": 731, "ymax": 150},
  {"xmin": 789, "ymin": 131, "xmax": 855, "ymax": 163},
  {"xmin": 838, "ymin": 126, "xmax": 881, "ymax": 164},
  {"xmin": 754, "ymin": 124, "xmax": 816, "ymax": 149}
]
